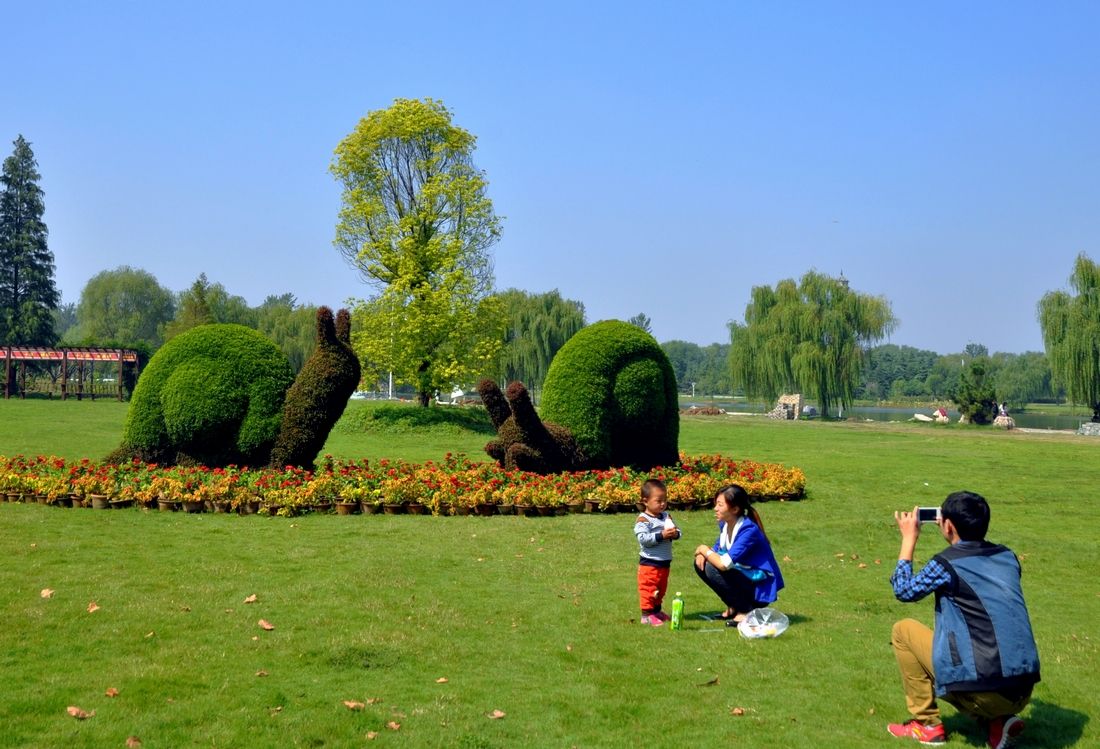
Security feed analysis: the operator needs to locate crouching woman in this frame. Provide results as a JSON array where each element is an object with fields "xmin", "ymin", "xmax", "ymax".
[{"xmin": 694, "ymin": 484, "xmax": 784, "ymax": 624}]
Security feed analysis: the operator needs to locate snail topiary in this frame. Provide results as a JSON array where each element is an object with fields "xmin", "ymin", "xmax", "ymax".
[
  {"xmin": 541, "ymin": 320, "xmax": 679, "ymax": 470},
  {"xmin": 477, "ymin": 379, "xmax": 584, "ymax": 473},
  {"xmin": 478, "ymin": 320, "xmax": 679, "ymax": 472},
  {"xmin": 111, "ymin": 307, "xmax": 360, "ymax": 468}
]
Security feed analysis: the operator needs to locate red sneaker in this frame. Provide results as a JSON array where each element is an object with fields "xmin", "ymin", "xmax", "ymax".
[
  {"xmin": 654, "ymin": 611, "xmax": 671, "ymax": 622},
  {"xmin": 988, "ymin": 715, "xmax": 1024, "ymax": 749},
  {"xmin": 887, "ymin": 720, "xmax": 947, "ymax": 745}
]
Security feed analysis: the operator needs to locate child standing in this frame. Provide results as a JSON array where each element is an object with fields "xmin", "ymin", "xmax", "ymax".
[{"xmin": 634, "ymin": 479, "xmax": 681, "ymax": 626}]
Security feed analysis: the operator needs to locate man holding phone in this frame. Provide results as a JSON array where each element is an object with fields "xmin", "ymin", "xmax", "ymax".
[{"xmin": 886, "ymin": 491, "xmax": 1040, "ymax": 748}]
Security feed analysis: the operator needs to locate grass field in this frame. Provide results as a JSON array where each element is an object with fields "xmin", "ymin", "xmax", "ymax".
[{"xmin": 1, "ymin": 400, "xmax": 1098, "ymax": 747}]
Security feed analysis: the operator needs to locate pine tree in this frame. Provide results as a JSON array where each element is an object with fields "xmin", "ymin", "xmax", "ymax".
[{"xmin": 0, "ymin": 135, "xmax": 60, "ymax": 345}]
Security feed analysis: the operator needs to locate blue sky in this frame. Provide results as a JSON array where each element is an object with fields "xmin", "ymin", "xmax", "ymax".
[{"xmin": 5, "ymin": 1, "xmax": 1099, "ymax": 353}]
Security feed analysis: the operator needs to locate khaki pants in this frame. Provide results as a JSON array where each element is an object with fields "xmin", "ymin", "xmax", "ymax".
[{"xmin": 891, "ymin": 618, "xmax": 1032, "ymax": 725}]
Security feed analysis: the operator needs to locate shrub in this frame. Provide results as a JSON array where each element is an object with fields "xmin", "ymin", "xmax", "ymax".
[
  {"xmin": 953, "ymin": 360, "xmax": 997, "ymax": 425},
  {"xmin": 540, "ymin": 320, "xmax": 679, "ymax": 469},
  {"xmin": 113, "ymin": 325, "xmax": 294, "ymax": 466}
]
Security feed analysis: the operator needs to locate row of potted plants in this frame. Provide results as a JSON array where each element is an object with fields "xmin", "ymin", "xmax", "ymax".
[{"xmin": 0, "ymin": 452, "xmax": 806, "ymax": 517}]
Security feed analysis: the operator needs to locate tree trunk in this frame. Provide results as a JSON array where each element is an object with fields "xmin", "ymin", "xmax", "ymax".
[
  {"xmin": 1092, "ymin": 402, "xmax": 1100, "ymax": 423},
  {"xmin": 417, "ymin": 391, "xmax": 431, "ymax": 408}
]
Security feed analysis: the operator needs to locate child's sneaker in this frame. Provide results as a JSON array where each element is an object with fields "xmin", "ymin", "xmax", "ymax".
[
  {"xmin": 887, "ymin": 720, "xmax": 947, "ymax": 744},
  {"xmin": 654, "ymin": 611, "xmax": 671, "ymax": 622},
  {"xmin": 988, "ymin": 715, "xmax": 1024, "ymax": 749},
  {"xmin": 639, "ymin": 614, "xmax": 665, "ymax": 627}
]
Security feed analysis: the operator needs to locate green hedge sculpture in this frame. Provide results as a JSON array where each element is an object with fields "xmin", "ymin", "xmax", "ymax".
[
  {"xmin": 111, "ymin": 307, "xmax": 360, "ymax": 468},
  {"xmin": 479, "ymin": 320, "xmax": 679, "ymax": 471}
]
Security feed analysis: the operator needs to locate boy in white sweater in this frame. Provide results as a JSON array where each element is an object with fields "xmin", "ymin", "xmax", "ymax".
[{"xmin": 634, "ymin": 479, "xmax": 680, "ymax": 626}]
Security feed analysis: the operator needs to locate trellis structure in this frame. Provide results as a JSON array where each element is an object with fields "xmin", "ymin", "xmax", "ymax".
[{"xmin": 2, "ymin": 347, "xmax": 140, "ymax": 401}]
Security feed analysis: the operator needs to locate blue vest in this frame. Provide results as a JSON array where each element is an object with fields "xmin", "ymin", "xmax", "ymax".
[{"xmin": 931, "ymin": 542, "xmax": 1041, "ymax": 696}]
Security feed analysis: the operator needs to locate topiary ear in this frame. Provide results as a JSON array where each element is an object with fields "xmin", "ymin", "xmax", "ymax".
[
  {"xmin": 477, "ymin": 378, "xmax": 511, "ymax": 429},
  {"xmin": 335, "ymin": 309, "xmax": 352, "ymax": 345},
  {"xmin": 316, "ymin": 306, "xmax": 336, "ymax": 344}
]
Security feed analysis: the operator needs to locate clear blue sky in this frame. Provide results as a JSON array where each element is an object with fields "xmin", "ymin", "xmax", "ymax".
[{"xmin": 5, "ymin": 1, "xmax": 1099, "ymax": 354}]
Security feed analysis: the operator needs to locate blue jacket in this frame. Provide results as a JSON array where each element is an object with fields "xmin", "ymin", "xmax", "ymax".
[
  {"xmin": 931, "ymin": 541, "xmax": 1041, "ymax": 696},
  {"xmin": 712, "ymin": 517, "xmax": 784, "ymax": 603}
]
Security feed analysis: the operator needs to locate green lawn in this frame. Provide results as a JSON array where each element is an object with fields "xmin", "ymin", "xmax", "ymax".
[{"xmin": 0, "ymin": 401, "xmax": 1097, "ymax": 747}]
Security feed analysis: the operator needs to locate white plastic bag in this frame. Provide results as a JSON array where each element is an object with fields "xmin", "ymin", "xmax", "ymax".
[{"xmin": 737, "ymin": 607, "xmax": 789, "ymax": 639}]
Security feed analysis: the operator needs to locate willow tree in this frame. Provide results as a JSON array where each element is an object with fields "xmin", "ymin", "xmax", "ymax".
[
  {"xmin": 1039, "ymin": 253, "xmax": 1100, "ymax": 422},
  {"xmin": 331, "ymin": 98, "xmax": 503, "ymax": 406},
  {"xmin": 497, "ymin": 289, "xmax": 585, "ymax": 390},
  {"xmin": 728, "ymin": 271, "xmax": 895, "ymax": 417}
]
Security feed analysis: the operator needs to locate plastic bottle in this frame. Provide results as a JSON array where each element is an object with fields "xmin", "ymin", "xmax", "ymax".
[{"xmin": 670, "ymin": 592, "xmax": 684, "ymax": 631}]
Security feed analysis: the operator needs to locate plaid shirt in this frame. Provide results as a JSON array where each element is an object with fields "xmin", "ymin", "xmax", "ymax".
[{"xmin": 891, "ymin": 558, "xmax": 951, "ymax": 602}]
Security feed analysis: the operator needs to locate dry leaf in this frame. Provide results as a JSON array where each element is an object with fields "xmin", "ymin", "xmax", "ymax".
[
  {"xmin": 126, "ymin": 737, "xmax": 142, "ymax": 748},
  {"xmin": 366, "ymin": 732, "xmax": 379, "ymax": 740},
  {"xmin": 386, "ymin": 721, "xmax": 401, "ymax": 731},
  {"xmin": 244, "ymin": 594, "xmax": 258, "ymax": 604},
  {"xmin": 343, "ymin": 700, "xmax": 366, "ymax": 710},
  {"xmin": 731, "ymin": 707, "xmax": 745, "ymax": 716},
  {"xmin": 858, "ymin": 563, "xmax": 868, "ymax": 569},
  {"xmin": 566, "ymin": 644, "xmax": 573, "ymax": 652},
  {"xmin": 255, "ymin": 670, "xmax": 269, "ymax": 677},
  {"xmin": 105, "ymin": 687, "xmax": 120, "ymax": 697},
  {"xmin": 697, "ymin": 676, "xmax": 720, "ymax": 687},
  {"xmin": 435, "ymin": 677, "xmax": 448, "ymax": 684},
  {"xmin": 179, "ymin": 605, "xmax": 191, "ymax": 612},
  {"xmin": 366, "ymin": 697, "xmax": 382, "ymax": 705},
  {"xmin": 782, "ymin": 556, "xmax": 792, "ymax": 562},
  {"xmin": 487, "ymin": 709, "xmax": 506, "ymax": 720},
  {"xmin": 270, "ymin": 706, "xmax": 283, "ymax": 714},
  {"xmin": 66, "ymin": 705, "xmax": 94, "ymax": 719},
  {"xmin": 850, "ymin": 553, "xmax": 860, "ymax": 560},
  {"xmin": 144, "ymin": 631, "xmax": 155, "ymax": 638},
  {"xmin": 874, "ymin": 559, "xmax": 882, "ymax": 565},
  {"xmin": 40, "ymin": 588, "xmax": 55, "ymax": 599},
  {"xmin": 251, "ymin": 636, "xmax": 259, "ymax": 641},
  {"xmin": 30, "ymin": 543, "xmax": 37, "ymax": 548},
  {"xmin": 834, "ymin": 552, "xmax": 845, "ymax": 558},
  {"xmin": 869, "ymin": 707, "xmax": 876, "ymax": 715},
  {"xmin": 87, "ymin": 601, "xmax": 100, "ymax": 613},
  {"xmin": 258, "ymin": 619, "xmax": 274, "ymax": 631}
]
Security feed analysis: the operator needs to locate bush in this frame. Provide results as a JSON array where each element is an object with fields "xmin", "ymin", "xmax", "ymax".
[
  {"xmin": 540, "ymin": 320, "xmax": 679, "ymax": 469},
  {"xmin": 114, "ymin": 325, "xmax": 294, "ymax": 466},
  {"xmin": 953, "ymin": 360, "xmax": 997, "ymax": 425}
]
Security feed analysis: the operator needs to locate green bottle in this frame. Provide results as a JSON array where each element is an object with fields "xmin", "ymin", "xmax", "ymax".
[{"xmin": 670, "ymin": 592, "xmax": 684, "ymax": 631}]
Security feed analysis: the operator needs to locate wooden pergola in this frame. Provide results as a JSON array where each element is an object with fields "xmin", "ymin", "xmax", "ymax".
[{"xmin": 2, "ymin": 346, "xmax": 140, "ymax": 401}]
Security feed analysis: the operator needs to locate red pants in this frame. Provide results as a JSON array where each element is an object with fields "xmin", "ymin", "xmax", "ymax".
[{"xmin": 638, "ymin": 564, "xmax": 670, "ymax": 613}]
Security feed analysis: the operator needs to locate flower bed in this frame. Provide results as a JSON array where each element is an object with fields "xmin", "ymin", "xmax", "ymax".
[{"xmin": 0, "ymin": 452, "xmax": 805, "ymax": 517}]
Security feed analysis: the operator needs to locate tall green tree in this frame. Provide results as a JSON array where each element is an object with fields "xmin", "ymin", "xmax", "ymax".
[
  {"xmin": 164, "ymin": 273, "xmax": 254, "ymax": 339},
  {"xmin": 953, "ymin": 359, "xmax": 997, "ymax": 424},
  {"xmin": 1039, "ymin": 253, "xmax": 1100, "ymax": 421},
  {"xmin": 497, "ymin": 289, "xmax": 585, "ymax": 390},
  {"xmin": 254, "ymin": 294, "xmax": 319, "ymax": 374},
  {"xmin": 0, "ymin": 135, "xmax": 59, "ymax": 345},
  {"xmin": 627, "ymin": 312, "xmax": 652, "ymax": 334},
  {"xmin": 74, "ymin": 266, "xmax": 175, "ymax": 349},
  {"xmin": 331, "ymin": 98, "xmax": 503, "ymax": 406},
  {"xmin": 728, "ymin": 271, "xmax": 895, "ymax": 416}
]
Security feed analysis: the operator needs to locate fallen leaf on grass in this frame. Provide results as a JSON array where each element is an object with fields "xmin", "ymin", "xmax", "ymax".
[
  {"xmin": 366, "ymin": 697, "xmax": 382, "ymax": 705},
  {"xmin": 251, "ymin": 636, "xmax": 259, "ymax": 641},
  {"xmin": 874, "ymin": 559, "xmax": 882, "ymax": 565},
  {"xmin": 244, "ymin": 594, "xmax": 258, "ymax": 604},
  {"xmin": 344, "ymin": 700, "xmax": 366, "ymax": 710},
  {"xmin": 731, "ymin": 707, "xmax": 745, "ymax": 716},
  {"xmin": 566, "ymin": 644, "xmax": 573, "ymax": 652},
  {"xmin": 697, "ymin": 676, "xmax": 720, "ymax": 687},
  {"xmin": 40, "ymin": 588, "xmax": 54, "ymax": 598},
  {"xmin": 435, "ymin": 677, "xmax": 448, "ymax": 684},
  {"xmin": 258, "ymin": 619, "xmax": 274, "ymax": 631},
  {"xmin": 782, "ymin": 556, "xmax": 792, "ymax": 562},
  {"xmin": 858, "ymin": 563, "xmax": 868, "ymax": 569},
  {"xmin": 850, "ymin": 553, "xmax": 860, "ymax": 560},
  {"xmin": 87, "ymin": 602, "xmax": 100, "ymax": 613},
  {"xmin": 66, "ymin": 706, "xmax": 94, "ymax": 719},
  {"xmin": 30, "ymin": 543, "xmax": 37, "ymax": 548},
  {"xmin": 269, "ymin": 706, "xmax": 283, "ymax": 715},
  {"xmin": 869, "ymin": 708, "xmax": 875, "ymax": 715},
  {"xmin": 366, "ymin": 732, "xmax": 379, "ymax": 740},
  {"xmin": 179, "ymin": 605, "xmax": 191, "ymax": 612},
  {"xmin": 487, "ymin": 709, "xmax": 506, "ymax": 720},
  {"xmin": 144, "ymin": 631, "xmax": 155, "ymax": 638},
  {"xmin": 126, "ymin": 737, "xmax": 142, "ymax": 748},
  {"xmin": 105, "ymin": 687, "xmax": 120, "ymax": 697},
  {"xmin": 834, "ymin": 553, "xmax": 845, "ymax": 558},
  {"xmin": 255, "ymin": 670, "xmax": 268, "ymax": 677},
  {"xmin": 386, "ymin": 721, "xmax": 401, "ymax": 731}
]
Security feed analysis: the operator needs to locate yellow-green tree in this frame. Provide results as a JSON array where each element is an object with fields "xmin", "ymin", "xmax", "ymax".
[
  {"xmin": 1039, "ymin": 253, "xmax": 1100, "ymax": 422},
  {"xmin": 331, "ymin": 98, "xmax": 503, "ymax": 406},
  {"xmin": 729, "ymin": 271, "xmax": 895, "ymax": 417}
]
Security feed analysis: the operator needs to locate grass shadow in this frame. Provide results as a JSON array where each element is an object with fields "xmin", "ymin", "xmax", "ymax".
[{"xmin": 943, "ymin": 698, "xmax": 1087, "ymax": 748}]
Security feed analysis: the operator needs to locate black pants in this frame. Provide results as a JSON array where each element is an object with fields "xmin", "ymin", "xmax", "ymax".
[{"xmin": 695, "ymin": 560, "xmax": 758, "ymax": 614}]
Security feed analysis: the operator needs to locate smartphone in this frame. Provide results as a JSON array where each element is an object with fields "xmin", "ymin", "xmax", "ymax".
[{"xmin": 917, "ymin": 507, "xmax": 941, "ymax": 523}]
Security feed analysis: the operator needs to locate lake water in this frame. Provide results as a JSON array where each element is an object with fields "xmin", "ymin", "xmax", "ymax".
[{"xmin": 684, "ymin": 402, "xmax": 1088, "ymax": 431}]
